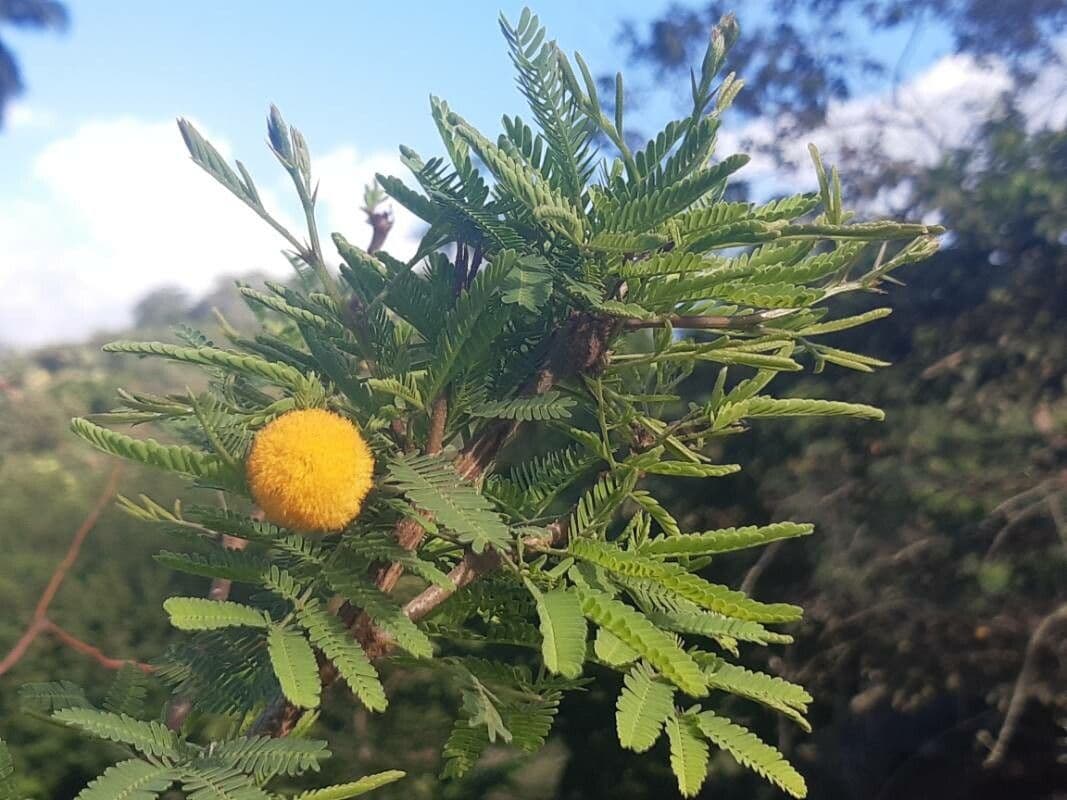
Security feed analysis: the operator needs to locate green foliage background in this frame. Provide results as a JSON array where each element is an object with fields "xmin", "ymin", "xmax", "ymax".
[{"xmin": 1, "ymin": 6, "xmax": 1065, "ymax": 799}]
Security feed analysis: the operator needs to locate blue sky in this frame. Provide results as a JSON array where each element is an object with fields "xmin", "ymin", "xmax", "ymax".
[{"xmin": 0, "ymin": 1, "xmax": 991, "ymax": 347}]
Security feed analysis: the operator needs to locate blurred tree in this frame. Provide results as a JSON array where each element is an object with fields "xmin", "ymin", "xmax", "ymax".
[
  {"xmin": 131, "ymin": 286, "xmax": 191, "ymax": 328},
  {"xmin": 0, "ymin": 0, "xmax": 68, "ymax": 126}
]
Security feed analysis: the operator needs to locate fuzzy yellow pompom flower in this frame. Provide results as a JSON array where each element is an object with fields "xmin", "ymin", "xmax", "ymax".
[{"xmin": 246, "ymin": 408, "xmax": 375, "ymax": 532}]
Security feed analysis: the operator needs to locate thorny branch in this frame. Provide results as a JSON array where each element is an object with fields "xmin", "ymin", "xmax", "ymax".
[{"xmin": 252, "ymin": 309, "xmax": 614, "ymax": 738}]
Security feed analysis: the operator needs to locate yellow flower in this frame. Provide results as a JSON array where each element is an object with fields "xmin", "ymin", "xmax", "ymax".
[{"xmin": 246, "ymin": 408, "xmax": 375, "ymax": 532}]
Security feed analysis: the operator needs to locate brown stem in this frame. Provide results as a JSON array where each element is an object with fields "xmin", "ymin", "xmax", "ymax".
[
  {"xmin": 404, "ymin": 550, "xmax": 500, "ymax": 622},
  {"xmin": 0, "ymin": 619, "xmax": 48, "ymax": 677},
  {"xmin": 426, "ymin": 396, "xmax": 448, "ymax": 457},
  {"xmin": 44, "ymin": 621, "xmax": 154, "ymax": 674},
  {"xmin": 0, "ymin": 465, "xmax": 123, "ymax": 677}
]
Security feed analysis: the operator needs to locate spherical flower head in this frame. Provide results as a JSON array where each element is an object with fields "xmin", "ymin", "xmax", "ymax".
[{"xmin": 246, "ymin": 408, "xmax": 375, "ymax": 532}]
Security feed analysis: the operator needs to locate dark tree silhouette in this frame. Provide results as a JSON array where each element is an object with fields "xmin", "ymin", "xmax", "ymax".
[{"xmin": 0, "ymin": 0, "xmax": 68, "ymax": 126}]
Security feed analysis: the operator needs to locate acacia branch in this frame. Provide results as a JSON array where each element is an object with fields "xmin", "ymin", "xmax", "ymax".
[
  {"xmin": 254, "ymin": 315, "xmax": 612, "ymax": 738},
  {"xmin": 44, "ymin": 621, "xmax": 154, "ymax": 674}
]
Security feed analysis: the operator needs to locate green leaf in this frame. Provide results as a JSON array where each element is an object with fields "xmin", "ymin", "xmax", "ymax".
[
  {"xmin": 642, "ymin": 461, "xmax": 741, "ymax": 478},
  {"xmin": 587, "ymin": 230, "xmax": 670, "ymax": 252},
  {"xmin": 267, "ymin": 627, "xmax": 322, "ymax": 710},
  {"xmin": 500, "ymin": 253, "xmax": 554, "ymax": 311},
  {"xmin": 666, "ymin": 712, "xmax": 710, "ymax": 797},
  {"xmin": 630, "ymin": 491, "xmax": 681, "ymax": 537},
  {"xmin": 615, "ymin": 662, "xmax": 674, "ymax": 752},
  {"xmin": 204, "ymin": 736, "xmax": 330, "ymax": 781},
  {"xmin": 0, "ymin": 739, "xmax": 19, "ymax": 800},
  {"xmin": 461, "ymin": 682, "xmax": 511, "ymax": 745},
  {"xmin": 568, "ymin": 471, "xmax": 639, "ymax": 537},
  {"xmin": 603, "ymin": 155, "xmax": 749, "ymax": 233},
  {"xmin": 576, "ymin": 588, "xmax": 706, "ymax": 697},
  {"xmin": 470, "ymin": 391, "xmax": 576, "ymax": 421},
  {"xmin": 698, "ymin": 654, "xmax": 812, "ymax": 730},
  {"xmin": 641, "ymin": 522, "xmax": 814, "ymax": 557},
  {"xmin": 593, "ymin": 628, "xmax": 639, "ymax": 666},
  {"xmin": 714, "ymin": 397, "xmax": 884, "ymax": 430},
  {"xmin": 179, "ymin": 764, "xmax": 273, "ymax": 800},
  {"xmin": 239, "ymin": 287, "xmax": 341, "ymax": 333},
  {"xmin": 178, "ymin": 118, "xmax": 258, "ymax": 208},
  {"xmin": 777, "ymin": 220, "xmax": 942, "ymax": 241},
  {"xmin": 73, "ymin": 759, "xmax": 176, "ymax": 800},
  {"xmin": 53, "ymin": 708, "xmax": 181, "ymax": 759},
  {"xmin": 102, "ymin": 341, "xmax": 306, "ymax": 390},
  {"xmin": 297, "ymin": 603, "xmax": 387, "ymax": 712},
  {"xmin": 71, "ymin": 419, "xmax": 241, "ymax": 488},
  {"xmin": 486, "ymin": 445, "xmax": 597, "ymax": 518},
  {"xmin": 163, "ymin": 598, "xmax": 269, "ymax": 631},
  {"xmin": 422, "ymin": 220, "xmax": 516, "ymax": 401},
  {"xmin": 752, "ymin": 192, "xmax": 820, "ymax": 221},
  {"xmin": 295, "ymin": 771, "xmax": 407, "ymax": 799},
  {"xmin": 695, "ymin": 711, "xmax": 807, "ymax": 798},
  {"xmin": 18, "ymin": 680, "xmax": 92, "ymax": 715},
  {"xmin": 570, "ymin": 539, "xmax": 802, "ymax": 623},
  {"xmin": 386, "ymin": 454, "xmax": 511, "ymax": 553},
  {"xmin": 500, "ymin": 11, "xmax": 595, "ymax": 204},
  {"xmin": 154, "ymin": 550, "xmax": 270, "ymax": 584},
  {"xmin": 650, "ymin": 611, "xmax": 793, "ymax": 647},
  {"xmin": 798, "ymin": 307, "xmax": 892, "ymax": 335},
  {"xmin": 102, "ymin": 664, "xmax": 150, "ymax": 719},
  {"xmin": 441, "ymin": 724, "xmax": 490, "ymax": 779},
  {"xmin": 525, "ymin": 581, "xmax": 587, "ymax": 679}
]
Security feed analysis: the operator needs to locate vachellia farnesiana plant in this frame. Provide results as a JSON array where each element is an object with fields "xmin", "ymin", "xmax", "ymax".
[{"xmin": 8, "ymin": 8, "xmax": 944, "ymax": 799}]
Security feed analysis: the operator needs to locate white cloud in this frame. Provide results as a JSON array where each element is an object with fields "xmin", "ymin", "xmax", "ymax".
[
  {"xmin": 0, "ymin": 117, "xmax": 420, "ymax": 347},
  {"xmin": 7, "ymin": 103, "xmax": 53, "ymax": 131},
  {"xmin": 723, "ymin": 45, "xmax": 1066, "ymax": 197}
]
